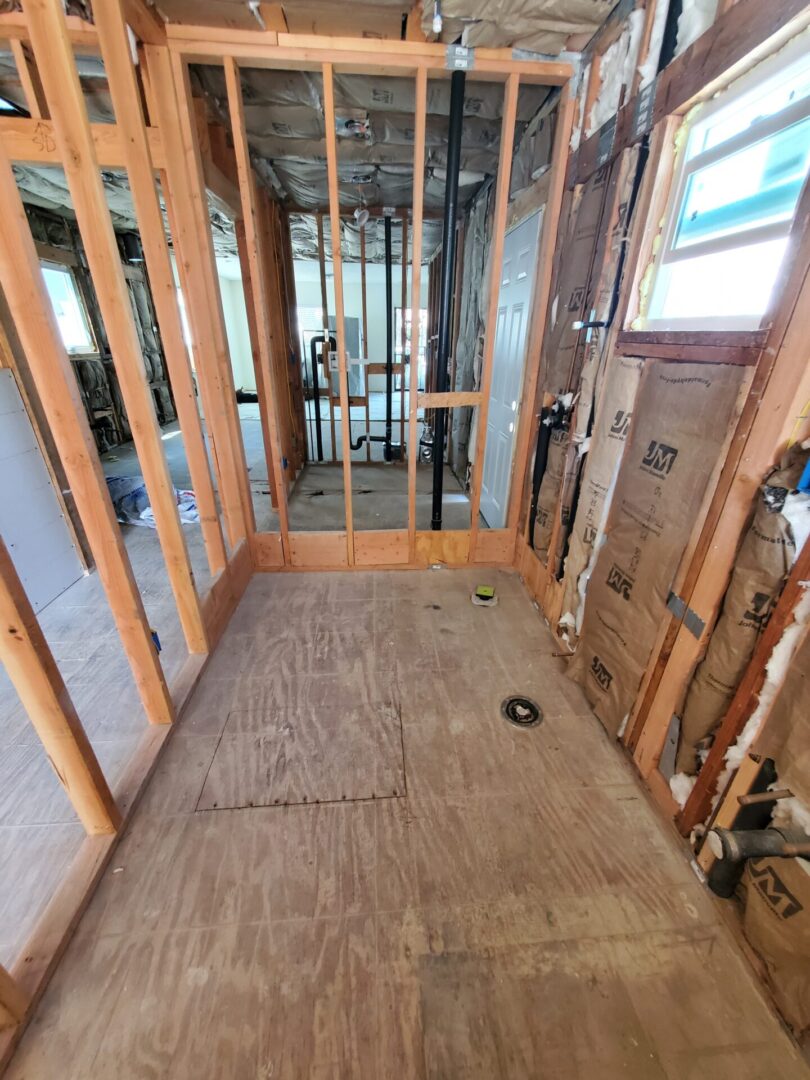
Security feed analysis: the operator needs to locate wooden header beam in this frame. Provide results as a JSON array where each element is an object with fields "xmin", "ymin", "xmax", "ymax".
[{"xmin": 164, "ymin": 26, "xmax": 572, "ymax": 84}]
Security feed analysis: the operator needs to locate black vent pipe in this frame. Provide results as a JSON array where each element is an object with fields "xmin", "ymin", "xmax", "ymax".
[
  {"xmin": 308, "ymin": 334, "xmax": 333, "ymax": 462},
  {"xmin": 431, "ymin": 68, "xmax": 465, "ymax": 530}
]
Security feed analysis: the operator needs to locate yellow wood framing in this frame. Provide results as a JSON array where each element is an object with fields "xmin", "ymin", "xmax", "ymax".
[
  {"xmin": 322, "ymin": 61, "xmax": 356, "ymax": 563},
  {"xmin": 407, "ymin": 67, "xmax": 428, "ymax": 556},
  {"xmin": 23, "ymin": 0, "xmax": 208, "ymax": 655},
  {"xmin": 224, "ymin": 57, "xmax": 291, "ymax": 559},
  {"xmin": 0, "ymin": 966, "xmax": 27, "ymax": 1030},
  {"xmin": 506, "ymin": 86, "xmax": 575, "ymax": 533},
  {"xmin": 0, "ymin": 138, "xmax": 175, "ymax": 726},
  {"xmin": 94, "ymin": 0, "xmax": 227, "ymax": 577},
  {"xmin": 144, "ymin": 45, "xmax": 253, "ymax": 547},
  {"xmin": 0, "ymin": 535, "xmax": 121, "ymax": 835}
]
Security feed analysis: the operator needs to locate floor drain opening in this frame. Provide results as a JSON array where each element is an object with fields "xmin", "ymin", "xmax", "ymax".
[{"xmin": 501, "ymin": 695, "xmax": 542, "ymax": 729}]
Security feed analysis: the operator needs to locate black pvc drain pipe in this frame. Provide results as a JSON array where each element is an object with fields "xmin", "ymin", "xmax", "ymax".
[{"xmin": 501, "ymin": 696, "xmax": 542, "ymax": 728}]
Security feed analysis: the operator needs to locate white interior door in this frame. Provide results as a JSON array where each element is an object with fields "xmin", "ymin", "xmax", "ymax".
[
  {"xmin": 0, "ymin": 369, "xmax": 83, "ymax": 611},
  {"xmin": 479, "ymin": 210, "xmax": 542, "ymax": 528}
]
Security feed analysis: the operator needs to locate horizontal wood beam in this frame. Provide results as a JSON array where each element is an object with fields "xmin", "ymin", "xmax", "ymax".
[
  {"xmin": 0, "ymin": 116, "xmax": 166, "ymax": 169},
  {"xmin": 165, "ymin": 25, "xmax": 572, "ymax": 83},
  {"xmin": 418, "ymin": 390, "xmax": 482, "ymax": 408},
  {"xmin": 0, "ymin": 535, "xmax": 121, "ymax": 835},
  {"xmin": 0, "ymin": 10, "xmax": 98, "ymax": 48}
]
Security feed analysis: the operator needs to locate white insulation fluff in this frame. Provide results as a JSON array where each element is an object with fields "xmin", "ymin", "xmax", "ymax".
[
  {"xmin": 675, "ymin": 0, "xmax": 720, "ymax": 57},
  {"xmin": 709, "ymin": 586, "xmax": 810, "ymax": 813},
  {"xmin": 670, "ymin": 772, "xmax": 697, "ymax": 809}
]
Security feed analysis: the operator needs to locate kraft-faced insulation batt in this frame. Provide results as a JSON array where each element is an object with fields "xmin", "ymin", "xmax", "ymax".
[{"xmin": 568, "ymin": 361, "xmax": 745, "ymax": 736}]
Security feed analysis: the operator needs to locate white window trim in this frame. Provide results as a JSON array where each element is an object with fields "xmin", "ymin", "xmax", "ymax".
[{"xmin": 640, "ymin": 33, "xmax": 810, "ymax": 332}]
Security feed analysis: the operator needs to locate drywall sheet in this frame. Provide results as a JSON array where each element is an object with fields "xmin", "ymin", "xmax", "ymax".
[
  {"xmin": 568, "ymin": 361, "xmax": 745, "ymax": 736},
  {"xmin": 0, "ymin": 370, "xmax": 83, "ymax": 612},
  {"xmin": 676, "ymin": 449, "xmax": 808, "ymax": 773},
  {"xmin": 559, "ymin": 354, "xmax": 643, "ymax": 636},
  {"xmin": 743, "ymin": 853, "xmax": 810, "ymax": 1037},
  {"xmin": 758, "ymin": 620, "xmax": 810, "ymax": 807}
]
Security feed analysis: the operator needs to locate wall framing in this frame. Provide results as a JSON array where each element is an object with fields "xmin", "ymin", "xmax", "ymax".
[{"xmin": 0, "ymin": 0, "xmax": 809, "ymax": 1062}]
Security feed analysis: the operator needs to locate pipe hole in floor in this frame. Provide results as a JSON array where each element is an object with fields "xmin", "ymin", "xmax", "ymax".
[{"xmin": 501, "ymin": 696, "xmax": 542, "ymax": 729}]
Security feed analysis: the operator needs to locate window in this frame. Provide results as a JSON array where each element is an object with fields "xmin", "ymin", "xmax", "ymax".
[
  {"xmin": 642, "ymin": 39, "xmax": 810, "ymax": 331},
  {"xmin": 41, "ymin": 264, "xmax": 96, "ymax": 353}
]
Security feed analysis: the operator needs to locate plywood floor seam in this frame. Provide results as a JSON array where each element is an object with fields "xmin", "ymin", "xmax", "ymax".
[{"xmin": 6, "ymin": 568, "xmax": 807, "ymax": 1079}]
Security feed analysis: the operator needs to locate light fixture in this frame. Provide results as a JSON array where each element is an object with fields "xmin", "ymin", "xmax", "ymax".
[{"xmin": 354, "ymin": 206, "xmax": 369, "ymax": 227}]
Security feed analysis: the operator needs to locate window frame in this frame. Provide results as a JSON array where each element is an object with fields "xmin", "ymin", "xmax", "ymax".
[
  {"xmin": 40, "ymin": 259, "xmax": 99, "ymax": 356},
  {"xmin": 641, "ymin": 36, "xmax": 810, "ymax": 333}
]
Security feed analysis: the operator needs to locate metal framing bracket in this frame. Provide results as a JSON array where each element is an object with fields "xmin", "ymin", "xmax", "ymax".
[
  {"xmin": 667, "ymin": 591, "xmax": 706, "ymax": 640},
  {"xmin": 446, "ymin": 44, "xmax": 474, "ymax": 71}
]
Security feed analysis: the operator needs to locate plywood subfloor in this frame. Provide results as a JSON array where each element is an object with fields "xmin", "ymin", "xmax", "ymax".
[{"xmin": 7, "ymin": 569, "xmax": 806, "ymax": 1079}]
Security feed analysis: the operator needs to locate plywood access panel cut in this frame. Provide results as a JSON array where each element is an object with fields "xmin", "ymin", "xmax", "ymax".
[{"xmin": 196, "ymin": 702, "xmax": 405, "ymax": 809}]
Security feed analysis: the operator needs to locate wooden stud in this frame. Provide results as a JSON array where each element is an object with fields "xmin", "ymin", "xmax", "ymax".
[
  {"xmin": 400, "ymin": 210, "xmax": 408, "ymax": 454},
  {"xmin": 0, "ymin": 535, "xmax": 121, "ymax": 834},
  {"xmin": 145, "ymin": 45, "xmax": 254, "ymax": 546},
  {"xmin": 224, "ymin": 57, "xmax": 291, "ymax": 558},
  {"xmin": 22, "ymin": 0, "xmax": 208, "ymax": 655},
  {"xmin": 9, "ymin": 39, "xmax": 48, "ymax": 118},
  {"xmin": 407, "ymin": 67, "xmax": 427, "ymax": 557},
  {"xmin": 506, "ymin": 88, "xmax": 575, "ymax": 533},
  {"xmin": 322, "ymin": 61, "xmax": 355, "ymax": 563},
  {"xmin": 0, "ymin": 966, "xmax": 27, "ymax": 1030},
  {"xmin": 171, "ymin": 50, "xmax": 257, "ymax": 537},
  {"xmin": 317, "ymin": 212, "xmax": 337, "ymax": 463},
  {"xmin": 360, "ymin": 221, "xmax": 371, "ymax": 461},
  {"xmin": 94, "ymin": 0, "xmax": 227, "ymax": 578},
  {"xmin": 234, "ymin": 216, "xmax": 278, "ymax": 505},
  {"xmin": 0, "ymin": 139, "xmax": 174, "ymax": 726},
  {"xmin": 468, "ymin": 72, "xmax": 520, "ymax": 547}
]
